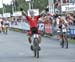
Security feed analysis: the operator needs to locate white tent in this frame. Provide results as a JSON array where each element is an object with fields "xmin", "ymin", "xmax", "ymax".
[
  {"xmin": 28, "ymin": 9, "xmax": 39, "ymax": 16},
  {"xmin": 12, "ymin": 11, "xmax": 22, "ymax": 16},
  {"xmin": 3, "ymin": 13, "xmax": 11, "ymax": 18}
]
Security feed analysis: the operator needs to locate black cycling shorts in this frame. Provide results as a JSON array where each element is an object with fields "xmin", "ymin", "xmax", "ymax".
[{"xmin": 31, "ymin": 27, "xmax": 38, "ymax": 34}]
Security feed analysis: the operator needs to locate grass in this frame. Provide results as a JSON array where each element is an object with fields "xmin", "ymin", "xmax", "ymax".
[
  {"xmin": 9, "ymin": 28, "xmax": 26, "ymax": 33},
  {"xmin": 68, "ymin": 38, "xmax": 75, "ymax": 44}
]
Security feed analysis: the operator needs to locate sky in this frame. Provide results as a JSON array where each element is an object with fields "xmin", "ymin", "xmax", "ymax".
[{"xmin": 0, "ymin": 0, "xmax": 12, "ymax": 8}]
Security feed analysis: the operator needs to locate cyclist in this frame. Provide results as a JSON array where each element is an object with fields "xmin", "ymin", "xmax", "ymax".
[
  {"xmin": 21, "ymin": 8, "xmax": 44, "ymax": 50},
  {"xmin": 58, "ymin": 16, "xmax": 69, "ymax": 48}
]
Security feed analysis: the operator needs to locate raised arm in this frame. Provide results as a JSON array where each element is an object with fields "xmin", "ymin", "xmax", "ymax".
[
  {"xmin": 22, "ymin": 10, "xmax": 28, "ymax": 16},
  {"xmin": 39, "ymin": 10, "xmax": 45, "ymax": 17},
  {"xmin": 20, "ymin": 8, "xmax": 28, "ymax": 16}
]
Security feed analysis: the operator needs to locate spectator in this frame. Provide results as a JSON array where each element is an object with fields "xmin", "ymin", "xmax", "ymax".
[
  {"xmin": 54, "ymin": 11, "xmax": 61, "ymax": 19},
  {"xmin": 63, "ymin": 0, "xmax": 69, "ymax": 3},
  {"xmin": 69, "ymin": 0, "xmax": 75, "ymax": 3},
  {"xmin": 55, "ymin": 0, "xmax": 61, "ymax": 13}
]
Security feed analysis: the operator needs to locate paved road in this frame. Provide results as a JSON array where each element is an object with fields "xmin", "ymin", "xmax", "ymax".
[{"xmin": 0, "ymin": 31, "xmax": 75, "ymax": 62}]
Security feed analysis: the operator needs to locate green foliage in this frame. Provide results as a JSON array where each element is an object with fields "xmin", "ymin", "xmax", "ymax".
[
  {"xmin": 4, "ymin": 4, "xmax": 12, "ymax": 13},
  {"xmin": 0, "ymin": 8, "xmax": 2, "ymax": 14},
  {"xmin": 33, "ymin": 0, "xmax": 48, "ymax": 12},
  {"xmin": 0, "ymin": 0, "xmax": 48, "ymax": 13},
  {"xmin": 17, "ymin": 0, "xmax": 48, "ymax": 12},
  {"xmin": 0, "ymin": 4, "xmax": 12, "ymax": 14},
  {"xmin": 15, "ymin": 0, "xmax": 29, "ymax": 11}
]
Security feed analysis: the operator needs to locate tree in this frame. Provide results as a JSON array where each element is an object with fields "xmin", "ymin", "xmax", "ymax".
[
  {"xmin": 16, "ymin": 0, "xmax": 48, "ymax": 12},
  {"xmin": 16, "ymin": 0, "xmax": 29, "ymax": 11},
  {"xmin": 0, "ymin": 8, "xmax": 2, "ymax": 14},
  {"xmin": 0, "ymin": 0, "xmax": 48, "ymax": 13},
  {"xmin": 33, "ymin": 0, "xmax": 48, "ymax": 12}
]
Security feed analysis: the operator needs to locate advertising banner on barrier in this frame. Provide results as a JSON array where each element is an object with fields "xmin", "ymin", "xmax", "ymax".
[
  {"xmin": 12, "ymin": 11, "xmax": 22, "ymax": 16},
  {"xmin": 45, "ymin": 23, "xmax": 52, "ymax": 34},
  {"xmin": 3, "ymin": 13, "xmax": 11, "ymax": 18},
  {"xmin": 61, "ymin": 3, "xmax": 75, "ymax": 12},
  {"xmin": 28, "ymin": 9, "xmax": 39, "ymax": 16}
]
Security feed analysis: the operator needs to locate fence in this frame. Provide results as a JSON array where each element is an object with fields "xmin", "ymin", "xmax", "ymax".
[
  {"xmin": 67, "ymin": 26, "xmax": 75, "ymax": 38},
  {"xmin": 10, "ymin": 22, "xmax": 30, "ymax": 31}
]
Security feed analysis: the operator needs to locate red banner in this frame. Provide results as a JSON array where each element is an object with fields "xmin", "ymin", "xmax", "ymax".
[{"xmin": 45, "ymin": 23, "xmax": 52, "ymax": 34}]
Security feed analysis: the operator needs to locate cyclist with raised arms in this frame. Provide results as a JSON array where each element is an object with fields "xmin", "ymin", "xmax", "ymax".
[{"xmin": 20, "ymin": 8, "xmax": 45, "ymax": 50}]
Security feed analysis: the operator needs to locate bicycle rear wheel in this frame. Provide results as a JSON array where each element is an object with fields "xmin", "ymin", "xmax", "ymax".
[
  {"xmin": 61, "ymin": 39, "xmax": 64, "ymax": 48},
  {"xmin": 34, "ymin": 50, "xmax": 36, "ymax": 57}
]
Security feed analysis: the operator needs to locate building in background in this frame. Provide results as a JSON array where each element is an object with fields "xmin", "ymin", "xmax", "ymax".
[
  {"xmin": 48, "ymin": 0, "xmax": 75, "ymax": 14},
  {"xmin": 61, "ymin": 0, "xmax": 75, "ymax": 13},
  {"xmin": 48, "ymin": 0, "xmax": 54, "ymax": 15}
]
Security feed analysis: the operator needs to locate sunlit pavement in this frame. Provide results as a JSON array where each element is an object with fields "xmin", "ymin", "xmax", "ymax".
[{"xmin": 0, "ymin": 31, "xmax": 75, "ymax": 62}]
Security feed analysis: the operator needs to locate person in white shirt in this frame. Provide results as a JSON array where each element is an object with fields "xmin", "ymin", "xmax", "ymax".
[{"xmin": 3, "ymin": 18, "xmax": 9, "ymax": 34}]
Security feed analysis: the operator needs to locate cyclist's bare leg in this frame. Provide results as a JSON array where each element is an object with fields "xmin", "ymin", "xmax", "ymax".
[
  {"xmin": 5, "ymin": 27, "xmax": 8, "ymax": 34},
  {"xmin": 63, "ymin": 33, "xmax": 67, "ymax": 42},
  {"xmin": 2, "ymin": 26, "xmax": 4, "ymax": 33},
  {"xmin": 61, "ymin": 33, "xmax": 64, "ymax": 46},
  {"xmin": 62, "ymin": 33, "xmax": 67, "ymax": 47},
  {"xmin": 28, "ymin": 35, "xmax": 33, "ymax": 50},
  {"xmin": 63, "ymin": 32, "xmax": 68, "ymax": 48},
  {"xmin": 28, "ymin": 35, "xmax": 32, "ymax": 44}
]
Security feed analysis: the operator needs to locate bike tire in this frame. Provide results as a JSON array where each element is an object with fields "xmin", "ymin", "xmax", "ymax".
[
  {"xmin": 34, "ymin": 50, "xmax": 36, "ymax": 57},
  {"xmin": 61, "ymin": 39, "xmax": 64, "ymax": 48},
  {"xmin": 36, "ymin": 50, "xmax": 39, "ymax": 58},
  {"xmin": 33, "ymin": 38, "xmax": 39, "ymax": 58}
]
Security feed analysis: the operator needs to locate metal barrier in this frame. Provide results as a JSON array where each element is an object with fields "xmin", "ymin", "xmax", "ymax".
[
  {"xmin": 10, "ymin": 22, "xmax": 30, "ymax": 31},
  {"xmin": 53, "ymin": 25, "xmax": 75, "ymax": 38},
  {"xmin": 67, "ymin": 28, "xmax": 75, "ymax": 38}
]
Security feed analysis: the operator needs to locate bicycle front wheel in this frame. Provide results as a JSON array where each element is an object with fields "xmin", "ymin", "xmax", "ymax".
[
  {"xmin": 36, "ymin": 49, "xmax": 39, "ymax": 58},
  {"xmin": 34, "ymin": 50, "xmax": 36, "ymax": 57}
]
